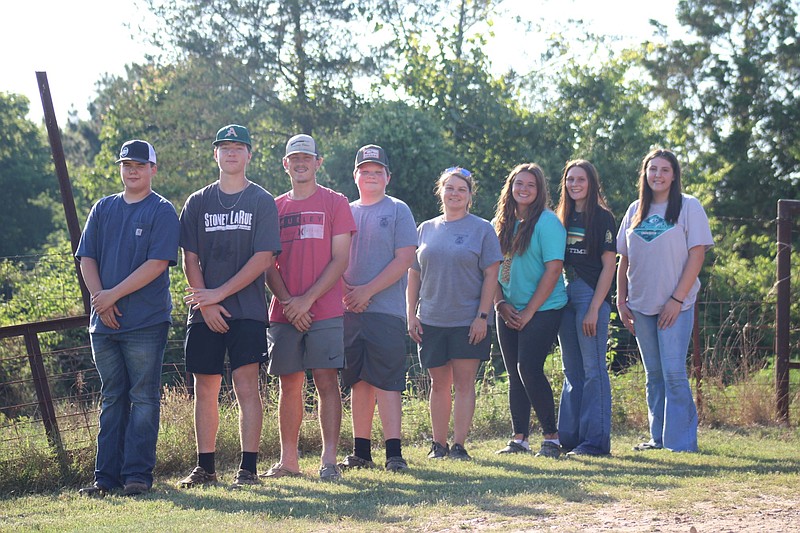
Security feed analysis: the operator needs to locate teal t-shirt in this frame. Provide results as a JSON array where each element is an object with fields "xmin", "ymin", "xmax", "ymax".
[{"xmin": 499, "ymin": 210, "xmax": 567, "ymax": 312}]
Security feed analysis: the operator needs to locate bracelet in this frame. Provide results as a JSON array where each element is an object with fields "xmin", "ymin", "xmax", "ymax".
[
  {"xmin": 670, "ymin": 295, "xmax": 684, "ymax": 305},
  {"xmin": 494, "ymin": 299, "xmax": 506, "ymax": 310}
]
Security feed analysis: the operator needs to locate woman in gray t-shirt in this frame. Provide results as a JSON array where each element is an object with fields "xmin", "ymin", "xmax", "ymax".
[{"xmin": 407, "ymin": 167, "xmax": 502, "ymax": 461}]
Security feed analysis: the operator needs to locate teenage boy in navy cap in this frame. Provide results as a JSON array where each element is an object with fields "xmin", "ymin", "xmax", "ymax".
[
  {"xmin": 338, "ymin": 145, "xmax": 417, "ymax": 472},
  {"xmin": 264, "ymin": 134, "xmax": 355, "ymax": 481},
  {"xmin": 77, "ymin": 139, "xmax": 180, "ymax": 497},
  {"xmin": 178, "ymin": 124, "xmax": 281, "ymax": 488}
]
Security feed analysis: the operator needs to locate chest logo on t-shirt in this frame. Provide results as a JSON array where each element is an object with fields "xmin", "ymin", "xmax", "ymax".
[
  {"xmin": 454, "ymin": 233, "xmax": 467, "ymax": 245},
  {"xmin": 633, "ymin": 214, "xmax": 674, "ymax": 242},
  {"xmin": 379, "ymin": 216, "xmax": 390, "ymax": 228},
  {"xmin": 281, "ymin": 211, "xmax": 325, "ymax": 240}
]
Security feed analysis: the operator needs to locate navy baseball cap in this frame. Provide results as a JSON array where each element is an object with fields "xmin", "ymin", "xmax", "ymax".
[{"xmin": 116, "ymin": 140, "xmax": 156, "ymax": 164}]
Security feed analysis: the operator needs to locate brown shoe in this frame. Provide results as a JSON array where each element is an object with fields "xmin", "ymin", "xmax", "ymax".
[
  {"xmin": 177, "ymin": 466, "xmax": 218, "ymax": 488},
  {"xmin": 259, "ymin": 462, "xmax": 301, "ymax": 479}
]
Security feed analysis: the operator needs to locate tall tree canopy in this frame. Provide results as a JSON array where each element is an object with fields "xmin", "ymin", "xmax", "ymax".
[{"xmin": 0, "ymin": 93, "xmax": 57, "ymax": 256}]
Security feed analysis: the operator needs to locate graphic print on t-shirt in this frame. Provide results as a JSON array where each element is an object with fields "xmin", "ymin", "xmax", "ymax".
[
  {"xmin": 567, "ymin": 224, "xmax": 585, "ymax": 246},
  {"xmin": 633, "ymin": 214, "xmax": 674, "ymax": 242},
  {"xmin": 203, "ymin": 209, "xmax": 254, "ymax": 232},
  {"xmin": 280, "ymin": 211, "xmax": 325, "ymax": 241}
]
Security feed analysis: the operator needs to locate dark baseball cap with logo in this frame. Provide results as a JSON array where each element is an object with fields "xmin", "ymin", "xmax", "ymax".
[
  {"xmin": 354, "ymin": 144, "xmax": 389, "ymax": 171},
  {"xmin": 116, "ymin": 140, "xmax": 157, "ymax": 164},
  {"xmin": 213, "ymin": 124, "xmax": 252, "ymax": 147}
]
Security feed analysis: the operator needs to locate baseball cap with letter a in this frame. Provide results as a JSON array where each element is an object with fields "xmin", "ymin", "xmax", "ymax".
[{"xmin": 213, "ymin": 124, "xmax": 252, "ymax": 147}]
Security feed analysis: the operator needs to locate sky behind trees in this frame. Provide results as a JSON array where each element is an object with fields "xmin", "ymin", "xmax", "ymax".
[{"xmin": 4, "ymin": 0, "xmax": 678, "ymax": 124}]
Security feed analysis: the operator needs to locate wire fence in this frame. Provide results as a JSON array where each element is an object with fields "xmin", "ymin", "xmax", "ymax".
[{"xmin": 0, "ymin": 252, "xmax": 798, "ymax": 466}]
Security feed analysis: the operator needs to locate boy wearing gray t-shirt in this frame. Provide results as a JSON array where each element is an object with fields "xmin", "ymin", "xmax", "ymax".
[{"xmin": 339, "ymin": 145, "xmax": 417, "ymax": 472}]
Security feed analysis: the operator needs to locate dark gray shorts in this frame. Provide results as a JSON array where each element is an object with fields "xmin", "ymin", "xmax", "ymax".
[
  {"xmin": 267, "ymin": 317, "xmax": 344, "ymax": 375},
  {"xmin": 418, "ymin": 323, "xmax": 492, "ymax": 369},
  {"xmin": 184, "ymin": 319, "xmax": 267, "ymax": 375},
  {"xmin": 341, "ymin": 312, "xmax": 408, "ymax": 391}
]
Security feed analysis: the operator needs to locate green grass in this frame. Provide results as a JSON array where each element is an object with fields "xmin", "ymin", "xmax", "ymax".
[{"xmin": 1, "ymin": 427, "xmax": 799, "ymax": 532}]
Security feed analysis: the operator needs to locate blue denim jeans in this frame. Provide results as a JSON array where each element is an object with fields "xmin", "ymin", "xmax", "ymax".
[
  {"xmin": 631, "ymin": 309, "xmax": 698, "ymax": 452},
  {"xmin": 90, "ymin": 322, "xmax": 169, "ymax": 488},
  {"xmin": 557, "ymin": 278, "xmax": 612, "ymax": 455}
]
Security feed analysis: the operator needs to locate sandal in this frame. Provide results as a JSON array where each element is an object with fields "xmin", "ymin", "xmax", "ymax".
[{"xmin": 259, "ymin": 462, "xmax": 301, "ymax": 478}]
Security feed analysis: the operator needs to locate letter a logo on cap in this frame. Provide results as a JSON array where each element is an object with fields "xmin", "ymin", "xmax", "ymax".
[{"xmin": 226, "ymin": 127, "xmax": 238, "ymax": 138}]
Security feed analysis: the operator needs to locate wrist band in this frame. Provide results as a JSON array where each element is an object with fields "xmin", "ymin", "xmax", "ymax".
[{"xmin": 670, "ymin": 295, "xmax": 684, "ymax": 305}]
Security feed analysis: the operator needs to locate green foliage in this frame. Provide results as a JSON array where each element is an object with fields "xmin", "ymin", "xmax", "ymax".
[
  {"xmin": 643, "ymin": 0, "xmax": 800, "ymax": 237},
  {"xmin": 322, "ymin": 100, "xmax": 456, "ymax": 222},
  {"xmin": 0, "ymin": 93, "xmax": 59, "ymax": 256}
]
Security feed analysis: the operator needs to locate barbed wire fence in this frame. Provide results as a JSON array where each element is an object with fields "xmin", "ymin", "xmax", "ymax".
[{"xmin": 0, "ymin": 243, "xmax": 797, "ymax": 468}]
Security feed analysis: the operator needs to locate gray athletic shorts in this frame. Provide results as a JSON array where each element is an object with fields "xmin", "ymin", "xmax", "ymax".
[
  {"xmin": 267, "ymin": 317, "xmax": 344, "ymax": 375},
  {"xmin": 418, "ymin": 323, "xmax": 492, "ymax": 369},
  {"xmin": 341, "ymin": 312, "xmax": 408, "ymax": 391}
]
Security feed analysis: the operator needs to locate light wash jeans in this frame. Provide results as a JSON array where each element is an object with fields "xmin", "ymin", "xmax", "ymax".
[
  {"xmin": 557, "ymin": 278, "xmax": 612, "ymax": 455},
  {"xmin": 631, "ymin": 309, "xmax": 698, "ymax": 452},
  {"xmin": 90, "ymin": 322, "xmax": 169, "ymax": 488}
]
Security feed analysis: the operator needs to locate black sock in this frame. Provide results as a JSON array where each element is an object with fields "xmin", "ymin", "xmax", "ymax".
[
  {"xmin": 198, "ymin": 452, "xmax": 215, "ymax": 474},
  {"xmin": 354, "ymin": 438, "xmax": 372, "ymax": 461},
  {"xmin": 240, "ymin": 451, "xmax": 258, "ymax": 474},
  {"xmin": 385, "ymin": 438, "xmax": 402, "ymax": 459}
]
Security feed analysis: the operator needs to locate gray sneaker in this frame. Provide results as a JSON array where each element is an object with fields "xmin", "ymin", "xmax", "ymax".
[
  {"xmin": 535, "ymin": 441, "xmax": 562, "ymax": 459},
  {"xmin": 448, "ymin": 443, "xmax": 472, "ymax": 461},
  {"xmin": 319, "ymin": 463, "xmax": 342, "ymax": 481},
  {"xmin": 427, "ymin": 441, "xmax": 449, "ymax": 459}
]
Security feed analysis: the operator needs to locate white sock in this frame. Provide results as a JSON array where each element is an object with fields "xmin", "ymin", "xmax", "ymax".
[
  {"xmin": 544, "ymin": 438, "xmax": 561, "ymax": 446},
  {"xmin": 513, "ymin": 439, "xmax": 530, "ymax": 450}
]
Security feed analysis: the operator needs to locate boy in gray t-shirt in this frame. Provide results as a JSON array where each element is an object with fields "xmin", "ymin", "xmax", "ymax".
[{"xmin": 339, "ymin": 145, "xmax": 417, "ymax": 472}]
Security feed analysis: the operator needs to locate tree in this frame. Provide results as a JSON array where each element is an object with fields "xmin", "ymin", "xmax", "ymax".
[
  {"xmin": 0, "ymin": 93, "xmax": 58, "ymax": 256},
  {"xmin": 536, "ymin": 48, "xmax": 670, "ymax": 216},
  {"xmin": 643, "ymin": 0, "xmax": 800, "ymax": 240},
  {"xmin": 142, "ymin": 0, "xmax": 373, "ymax": 135},
  {"xmin": 322, "ymin": 100, "xmax": 455, "ymax": 222},
  {"xmin": 379, "ymin": 0, "xmax": 539, "ymax": 216}
]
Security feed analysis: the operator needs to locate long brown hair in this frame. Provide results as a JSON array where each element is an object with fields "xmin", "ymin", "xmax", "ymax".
[
  {"xmin": 631, "ymin": 148, "xmax": 683, "ymax": 228},
  {"xmin": 493, "ymin": 163, "xmax": 548, "ymax": 256},
  {"xmin": 555, "ymin": 159, "xmax": 613, "ymax": 258}
]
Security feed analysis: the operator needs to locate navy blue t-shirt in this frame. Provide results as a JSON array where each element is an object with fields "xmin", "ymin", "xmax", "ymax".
[{"xmin": 76, "ymin": 192, "xmax": 180, "ymax": 334}]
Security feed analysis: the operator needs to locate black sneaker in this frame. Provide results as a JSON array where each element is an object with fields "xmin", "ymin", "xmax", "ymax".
[
  {"xmin": 337, "ymin": 454, "xmax": 376, "ymax": 470},
  {"xmin": 78, "ymin": 482, "xmax": 110, "ymax": 498},
  {"xmin": 496, "ymin": 440, "xmax": 530, "ymax": 454},
  {"xmin": 122, "ymin": 481, "xmax": 149, "ymax": 496},
  {"xmin": 385, "ymin": 456, "xmax": 409, "ymax": 472},
  {"xmin": 231, "ymin": 469, "xmax": 259, "ymax": 488},
  {"xmin": 427, "ymin": 441, "xmax": 449, "ymax": 459},
  {"xmin": 448, "ymin": 443, "xmax": 472, "ymax": 460},
  {"xmin": 535, "ymin": 441, "xmax": 562, "ymax": 459},
  {"xmin": 177, "ymin": 466, "xmax": 218, "ymax": 488}
]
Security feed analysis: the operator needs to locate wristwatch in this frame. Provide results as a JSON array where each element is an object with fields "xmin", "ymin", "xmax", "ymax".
[{"xmin": 478, "ymin": 312, "xmax": 488, "ymax": 320}]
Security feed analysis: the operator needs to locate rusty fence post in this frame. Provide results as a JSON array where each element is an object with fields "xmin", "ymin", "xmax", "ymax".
[
  {"xmin": 692, "ymin": 299, "xmax": 703, "ymax": 420},
  {"xmin": 775, "ymin": 199, "xmax": 800, "ymax": 424},
  {"xmin": 23, "ymin": 327, "xmax": 69, "ymax": 469}
]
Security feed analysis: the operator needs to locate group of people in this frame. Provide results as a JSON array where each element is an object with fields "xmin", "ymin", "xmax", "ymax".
[{"xmin": 75, "ymin": 123, "xmax": 713, "ymax": 497}]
